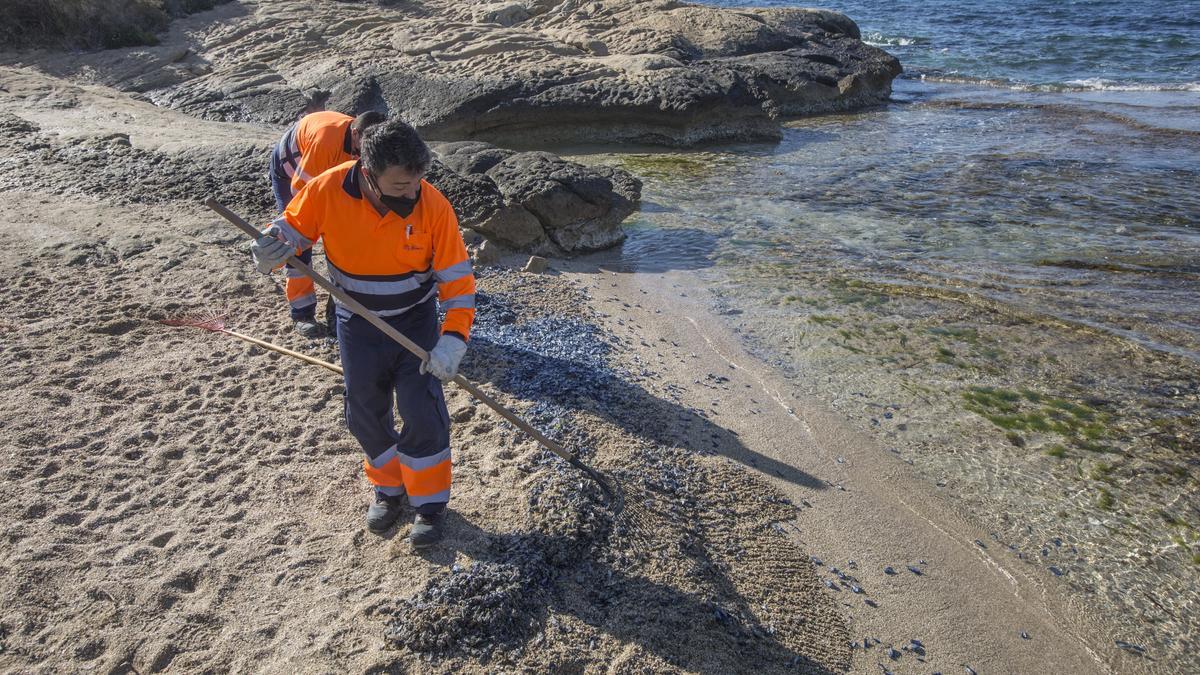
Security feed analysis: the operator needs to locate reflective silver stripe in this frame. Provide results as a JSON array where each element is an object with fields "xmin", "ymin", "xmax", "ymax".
[
  {"xmin": 269, "ymin": 217, "xmax": 313, "ymax": 250},
  {"xmin": 289, "ymin": 293, "xmax": 316, "ymax": 309},
  {"xmin": 397, "ymin": 447, "xmax": 451, "ymax": 472},
  {"xmin": 278, "ymin": 125, "xmax": 301, "ymax": 177},
  {"xmin": 440, "ymin": 294, "xmax": 476, "ymax": 310},
  {"xmin": 368, "ymin": 445, "xmax": 400, "ymax": 469},
  {"xmin": 376, "ymin": 485, "xmax": 406, "ymax": 497},
  {"xmin": 329, "ymin": 266, "xmax": 434, "ymax": 295},
  {"xmin": 332, "ymin": 286, "xmax": 438, "ymax": 317},
  {"xmin": 371, "ymin": 287, "xmax": 439, "ymax": 317},
  {"xmin": 434, "ymin": 259, "xmax": 473, "ymax": 283},
  {"xmin": 285, "ymin": 266, "xmax": 306, "ymax": 279},
  {"xmin": 408, "ymin": 488, "xmax": 450, "ymax": 507}
]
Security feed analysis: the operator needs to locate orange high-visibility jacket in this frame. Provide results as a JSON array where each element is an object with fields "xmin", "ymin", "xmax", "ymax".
[
  {"xmin": 267, "ymin": 161, "xmax": 476, "ymax": 341},
  {"xmin": 276, "ymin": 111, "xmax": 357, "ymax": 196}
]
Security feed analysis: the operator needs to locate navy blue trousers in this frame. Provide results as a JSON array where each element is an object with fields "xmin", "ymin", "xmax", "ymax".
[
  {"xmin": 268, "ymin": 141, "xmax": 317, "ymax": 321},
  {"xmin": 268, "ymin": 147, "xmax": 294, "ymax": 214},
  {"xmin": 337, "ymin": 300, "xmax": 451, "ymax": 514}
]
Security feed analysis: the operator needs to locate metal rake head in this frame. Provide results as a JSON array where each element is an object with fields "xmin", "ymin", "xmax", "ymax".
[{"xmin": 157, "ymin": 310, "xmax": 228, "ymax": 332}]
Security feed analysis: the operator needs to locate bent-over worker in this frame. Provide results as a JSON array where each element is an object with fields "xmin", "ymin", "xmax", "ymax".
[{"xmin": 269, "ymin": 110, "xmax": 385, "ymax": 337}]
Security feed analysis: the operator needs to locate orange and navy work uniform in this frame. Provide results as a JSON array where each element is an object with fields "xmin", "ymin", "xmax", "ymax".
[
  {"xmin": 269, "ymin": 111, "xmax": 358, "ymax": 320},
  {"xmin": 266, "ymin": 160, "xmax": 476, "ymax": 511}
]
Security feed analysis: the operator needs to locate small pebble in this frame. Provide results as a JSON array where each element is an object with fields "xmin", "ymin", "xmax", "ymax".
[
  {"xmin": 1020, "ymin": 631, "xmax": 1030, "ymax": 640},
  {"xmin": 884, "ymin": 566, "xmax": 897, "ymax": 575},
  {"xmin": 907, "ymin": 565, "xmax": 923, "ymax": 576}
]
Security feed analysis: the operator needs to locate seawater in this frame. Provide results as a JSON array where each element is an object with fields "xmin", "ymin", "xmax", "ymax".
[
  {"xmin": 607, "ymin": 78, "xmax": 1200, "ymax": 361},
  {"xmin": 722, "ymin": 0, "xmax": 1200, "ymax": 92},
  {"xmin": 583, "ymin": 0, "xmax": 1200, "ymax": 363},
  {"xmin": 568, "ymin": 0, "xmax": 1199, "ymax": 665}
]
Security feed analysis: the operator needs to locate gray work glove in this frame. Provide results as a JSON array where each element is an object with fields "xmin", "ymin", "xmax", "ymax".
[
  {"xmin": 250, "ymin": 226, "xmax": 293, "ymax": 274},
  {"xmin": 420, "ymin": 334, "xmax": 467, "ymax": 382}
]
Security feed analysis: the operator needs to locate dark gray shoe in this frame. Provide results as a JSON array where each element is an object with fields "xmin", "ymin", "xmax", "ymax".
[
  {"xmin": 366, "ymin": 493, "xmax": 404, "ymax": 533},
  {"xmin": 410, "ymin": 512, "xmax": 444, "ymax": 548},
  {"xmin": 294, "ymin": 317, "xmax": 323, "ymax": 338}
]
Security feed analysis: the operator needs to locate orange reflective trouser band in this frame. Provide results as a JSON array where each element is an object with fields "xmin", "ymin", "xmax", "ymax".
[
  {"xmin": 364, "ymin": 446, "xmax": 452, "ymax": 506},
  {"xmin": 285, "ymin": 248, "xmax": 317, "ymax": 319},
  {"xmin": 340, "ymin": 302, "xmax": 451, "ymax": 513}
]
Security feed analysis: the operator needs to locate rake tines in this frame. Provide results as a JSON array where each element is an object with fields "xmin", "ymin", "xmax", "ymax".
[
  {"xmin": 155, "ymin": 310, "xmax": 343, "ymax": 374},
  {"xmin": 157, "ymin": 310, "xmax": 228, "ymax": 332}
]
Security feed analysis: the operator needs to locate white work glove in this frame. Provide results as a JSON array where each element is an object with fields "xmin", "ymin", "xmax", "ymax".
[
  {"xmin": 420, "ymin": 334, "xmax": 467, "ymax": 382},
  {"xmin": 250, "ymin": 226, "xmax": 293, "ymax": 274}
]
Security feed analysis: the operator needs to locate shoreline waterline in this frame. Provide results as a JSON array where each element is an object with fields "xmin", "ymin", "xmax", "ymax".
[
  {"xmin": 564, "ymin": 73, "xmax": 1199, "ymax": 669},
  {"xmin": 558, "ymin": 254, "xmax": 1122, "ymax": 673}
]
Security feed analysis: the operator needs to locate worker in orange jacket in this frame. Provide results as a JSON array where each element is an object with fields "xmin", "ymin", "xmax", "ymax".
[
  {"xmin": 253, "ymin": 118, "xmax": 475, "ymax": 547},
  {"xmin": 269, "ymin": 110, "xmax": 385, "ymax": 337}
]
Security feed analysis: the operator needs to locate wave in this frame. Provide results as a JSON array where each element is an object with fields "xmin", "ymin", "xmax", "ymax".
[
  {"xmin": 902, "ymin": 69, "xmax": 1200, "ymax": 94},
  {"xmin": 862, "ymin": 31, "xmax": 930, "ymax": 47},
  {"xmin": 1055, "ymin": 78, "xmax": 1200, "ymax": 93},
  {"xmin": 914, "ymin": 98, "xmax": 1200, "ymax": 137}
]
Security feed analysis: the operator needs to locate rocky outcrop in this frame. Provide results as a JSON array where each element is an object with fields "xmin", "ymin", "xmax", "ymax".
[
  {"xmin": 47, "ymin": 0, "xmax": 900, "ymax": 147},
  {"xmin": 0, "ymin": 113, "xmax": 637, "ymax": 257},
  {"xmin": 430, "ymin": 141, "xmax": 641, "ymax": 255}
]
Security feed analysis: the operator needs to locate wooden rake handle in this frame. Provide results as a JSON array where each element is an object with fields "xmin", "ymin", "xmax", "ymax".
[
  {"xmin": 205, "ymin": 198, "xmax": 613, "ymax": 496},
  {"xmin": 221, "ymin": 328, "xmax": 343, "ymax": 375}
]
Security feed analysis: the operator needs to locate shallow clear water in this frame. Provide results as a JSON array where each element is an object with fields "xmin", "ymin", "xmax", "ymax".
[{"xmin": 585, "ymin": 79, "xmax": 1200, "ymax": 360}]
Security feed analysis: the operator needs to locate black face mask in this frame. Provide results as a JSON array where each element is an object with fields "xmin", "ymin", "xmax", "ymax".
[{"xmin": 366, "ymin": 171, "xmax": 421, "ymax": 217}]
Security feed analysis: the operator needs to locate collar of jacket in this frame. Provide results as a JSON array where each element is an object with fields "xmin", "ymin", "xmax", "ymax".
[{"xmin": 342, "ymin": 160, "xmax": 365, "ymax": 200}]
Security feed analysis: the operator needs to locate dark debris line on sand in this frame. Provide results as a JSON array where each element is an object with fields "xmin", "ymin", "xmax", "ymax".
[{"xmin": 381, "ymin": 269, "xmax": 849, "ymax": 671}]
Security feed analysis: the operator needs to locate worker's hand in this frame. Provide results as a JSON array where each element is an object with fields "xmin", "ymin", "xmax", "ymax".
[
  {"xmin": 420, "ymin": 334, "xmax": 467, "ymax": 382},
  {"xmin": 250, "ymin": 227, "xmax": 293, "ymax": 274}
]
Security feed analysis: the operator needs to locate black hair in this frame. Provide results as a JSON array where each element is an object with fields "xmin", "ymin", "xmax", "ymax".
[
  {"xmin": 360, "ymin": 118, "xmax": 431, "ymax": 176},
  {"xmin": 351, "ymin": 110, "xmax": 385, "ymax": 134}
]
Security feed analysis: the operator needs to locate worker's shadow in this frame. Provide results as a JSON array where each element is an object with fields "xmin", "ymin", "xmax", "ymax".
[
  {"xmin": 460, "ymin": 326, "xmax": 826, "ymax": 492},
  {"xmin": 406, "ymin": 512, "xmax": 837, "ymax": 675}
]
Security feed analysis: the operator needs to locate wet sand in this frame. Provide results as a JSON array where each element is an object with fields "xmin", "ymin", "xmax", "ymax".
[{"xmin": 556, "ymin": 256, "xmax": 1128, "ymax": 674}]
